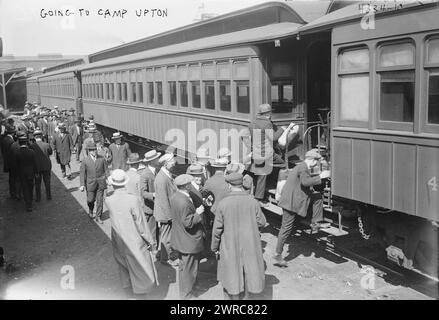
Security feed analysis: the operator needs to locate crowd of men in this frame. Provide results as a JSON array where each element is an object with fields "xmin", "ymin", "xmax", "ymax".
[{"xmin": 0, "ymin": 102, "xmax": 331, "ymax": 300}]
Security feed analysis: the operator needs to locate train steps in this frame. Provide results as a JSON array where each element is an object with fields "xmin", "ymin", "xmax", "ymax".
[{"xmin": 265, "ymin": 189, "xmax": 349, "ymax": 237}]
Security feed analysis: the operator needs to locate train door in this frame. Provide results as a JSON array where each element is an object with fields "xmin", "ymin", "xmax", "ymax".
[{"xmin": 306, "ymin": 40, "xmax": 331, "ymax": 151}]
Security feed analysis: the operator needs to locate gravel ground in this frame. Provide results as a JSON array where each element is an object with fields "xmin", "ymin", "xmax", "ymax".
[{"xmin": 0, "ymin": 152, "xmax": 434, "ymax": 300}]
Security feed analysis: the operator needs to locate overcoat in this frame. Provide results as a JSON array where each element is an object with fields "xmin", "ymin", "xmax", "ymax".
[
  {"xmin": 79, "ymin": 155, "xmax": 109, "ymax": 192},
  {"xmin": 203, "ymin": 171, "xmax": 229, "ymax": 214},
  {"xmin": 139, "ymin": 166, "xmax": 155, "ymax": 215},
  {"xmin": 53, "ymin": 132, "xmax": 74, "ymax": 165},
  {"xmin": 278, "ymin": 162, "xmax": 322, "ymax": 217},
  {"xmin": 109, "ymin": 142, "xmax": 131, "ymax": 171},
  {"xmin": 211, "ymin": 191, "xmax": 267, "ymax": 295},
  {"xmin": 69, "ymin": 124, "xmax": 83, "ymax": 146},
  {"xmin": 153, "ymin": 168, "xmax": 177, "ymax": 222},
  {"xmin": 106, "ymin": 188, "xmax": 158, "ymax": 294},
  {"xmin": 170, "ymin": 191, "xmax": 204, "ymax": 254},
  {"xmin": 1, "ymin": 134, "xmax": 14, "ymax": 172},
  {"xmin": 30, "ymin": 140, "xmax": 52, "ymax": 172},
  {"xmin": 125, "ymin": 168, "xmax": 141, "ymax": 198}
]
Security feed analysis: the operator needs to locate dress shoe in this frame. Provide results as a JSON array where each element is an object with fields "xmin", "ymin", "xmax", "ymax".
[{"xmin": 273, "ymin": 254, "xmax": 288, "ymax": 267}]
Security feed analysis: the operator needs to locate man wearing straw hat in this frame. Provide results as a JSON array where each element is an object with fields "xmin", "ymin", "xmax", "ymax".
[
  {"xmin": 139, "ymin": 150, "xmax": 161, "ymax": 252},
  {"xmin": 125, "ymin": 153, "xmax": 142, "ymax": 197},
  {"xmin": 170, "ymin": 174, "xmax": 205, "ymax": 300},
  {"xmin": 105, "ymin": 169, "xmax": 158, "ymax": 298},
  {"xmin": 154, "ymin": 153, "xmax": 179, "ymax": 265},
  {"xmin": 79, "ymin": 141, "xmax": 109, "ymax": 224},
  {"xmin": 109, "ymin": 132, "xmax": 132, "ymax": 171}
]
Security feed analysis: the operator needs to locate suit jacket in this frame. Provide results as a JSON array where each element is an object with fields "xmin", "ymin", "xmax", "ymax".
[
  {"xmin": 16, "ymin": 146, "xmax": 37, "ymax": 179},
  {"xmin": 153, "ymin": 169, "xmax": 177, "ymax": 222},
  {"xmin": 37, "ymin": 118, "xmax": 49, "ymax": 136},
  {"xmin": 53, "ymin": 132, "xmax": 74, "ymax": 165},
  {"xmin": 109, "ymin": 142, "xmax": 131, "ymax": 171},
  {"xmin": 170, "ymin": 191, "xmax": 204, "ymax": 254},
  {"xmin": 203, "ymin": 171, "xmax": 229, "ymax": 214},
  {"xmin": 30, "ymin": 140, "xmax": 52, "ymax": 172},
  {"xmin": 80, "ymin": 155, "xmax": 109, "ymax": 192},
  {"xmin": 125, "ymin": 168, "xmax": 141, "ymax": 198},
  {"xmin": 69, "ymin": 124, "xmax": 83, "ymax": 146},
  {"xmin": 139, "ymin": 166, "xmax": 155, "ymax": 215},
  {"xmin": 278, "ymin": 162, "xmax": 322, "ymax": 217},
  {"xmin": 1, "ymin": 134, "xmax": 14, "ymax": 172}
]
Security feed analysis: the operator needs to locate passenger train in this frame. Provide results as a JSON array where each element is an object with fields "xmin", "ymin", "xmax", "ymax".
[{"xmin": 26, "ymin": 1, "xmax": 438, "ymax": 277}]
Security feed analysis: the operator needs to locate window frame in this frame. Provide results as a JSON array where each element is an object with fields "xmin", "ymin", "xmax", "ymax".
[
  {"xmin": 376, "ymin": 40, "xmax": 416, "ymax": 131},
  {"xmin": 423, "ymin": 35, "xmax": 439, "ymax": 134}
]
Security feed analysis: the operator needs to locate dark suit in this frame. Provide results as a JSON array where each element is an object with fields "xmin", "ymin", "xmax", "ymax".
[
  {"xmin": 276, "ymin": 162, "xmax": 323, "ymax": 255},
  {"xmin": 80, "ymin": 154, "xmax": 109, "ymax": 217},
  {"xmin": 69, "ymin": 124, "xmax": 83, "ymax": 161},
  {"xmin": 139, "ymin": 166, "xmax": 157, "ymax": 249},
  {"xmin": 9, "ymin": 141, "xmax": 22, "ymax": 198},
  {"xmin": 16, "ymin": 145, "xmax": 37, "ymax": 209},
  {"xmin": 37, "ymin": 118, "xmax": 49, "ymax": 142},
  {"xmin": 170, "ymin": 191, "xmax": 204, "ymax": 299},
  {"xmin": 53, "ymin": 132, "xmax": 74, "ymax": 175},
  {"xmin": 109, "ymin": 142, "xmax": 131, "ymax": 171},
  {"xmin": 30, "ymin": 140, "xmax": 52, "ymax": 200},
  {"xmin": 1, "ymin": 134, "xmax": 20, "ymax": 198}
]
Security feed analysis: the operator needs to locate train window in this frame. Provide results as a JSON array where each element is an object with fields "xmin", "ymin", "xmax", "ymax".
[
  {"xmin": 379, "ymin": 71, "xmax": 414, "ymax": 123},
  {"xmin": 110, "ymin": 83, "xmax": 114, "ymax": 100},
  {"xmin": 147, "ymin": 82, "xmax": 154, "ymax": 104},
  {"xmin": 339, "ymin": 49, "xmax": 369, "ymax": 72},
  {"xmin": 106, "ymin": 84, "xmax": 110, "ymax": 100},
  {"xmin": 379, "ymin": 42, "xmax": 414, "ymax": 68},
  {"xmin": 236, "ymin": 81, "xmax": 250, "ymax": 114},
  {"xmin": 123, "ymin": 83, "xmax": 128, "ymax": 101},
  {"xmin": 137, "ymin": 82, "xmax": 143, "ymax": 103},
  {"xmin": 217, "ymin": 62, "xmax": 231, "ymax": 79},
  {"xmin": 191, "ymin": 81, "xmax": 201, "ymax": 108},
  {"xmin": 157, "ymin": 82, "xmax": 163, "ymax": 105},
  {"xmin": 204, "ymin": 81, "xmax": 215, "ymax": 110},
  {"xmin": 169, "ymin": 81, "xmax": 177, "ymax": 106},
  {"xmin": 82, "ymin": 84, "xmax": 86, "ymax": 98},
  {"xmin": 270, "ymin": 81, "xmax": 294, "ymax": 114},
  {"xmin": 427, "ymin": 38, "xmax": 439, "ymax": 64},
  {"xmin": 179, "ymin": 82, "xmax": 188, "ymax": 107},
  {"xmin": 99, "ymin": 84, "xmax": 103, "ymax": 100},
  {"xmin": 178, "ymin": 65, "xmax": 188, "ymax": 81},
  {"xmin": 131, "ymin": 83, "xmax": 137, "ymax": 102},
  {"xmin": 340, "ymin": 75, "xmax": 369, "ymax": 122},
  {"xmin": 117, "ymin": 83, "xmax": 122, "ymax": 102},
  {"xmin": 233, "ymin": 61, "xmax": 249, "ymax": 79},
  {"xmin": 219, "ymin": 81, "xmax": 231, "ymax": 112},
  {"xmin": 202, "ymin": 63, "xmax": 215, "ymax": 79},
  {"xmin": 427, "ymin": 70, "xmax": 439, "ymax": 124},
  {"xmin": 189, "ymin": 64, "xmax": 200, "ymax": 81}
]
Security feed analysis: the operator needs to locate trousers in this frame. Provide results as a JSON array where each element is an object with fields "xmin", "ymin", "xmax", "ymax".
[
  {"xmin": 87, "ymin": 187, "xmax": 105, "ymax": 217},
  {"xmin": 20, "ymin": 176, "xmax": 34, "ymax": 209},
  {"xmin": 35, "ymin": 170, "xmax": 51, "ymax": 200},
  {"xmin": 178, "ymin": 253, "xmax": 200, "ymax": 299}
]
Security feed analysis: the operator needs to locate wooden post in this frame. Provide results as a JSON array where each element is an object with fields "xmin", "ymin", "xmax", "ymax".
[{"xmin": 1, "ymin": 73, "xmax": 7, "ymax": 109}]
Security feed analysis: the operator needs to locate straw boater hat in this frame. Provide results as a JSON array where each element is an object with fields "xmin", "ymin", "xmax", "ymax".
[
  {"xmin": 143, "ymin": 150, "xmax": 161, "ymax": 162},
  {"xmin": 111, "ymin": 132, "xmax": 123, "ymax": 140},
  {"xmin": 210, "ymin": 157, "xmax": 229, "ymax": 168},
  {"xmin": 225, "ymin": 162, "xmax": 245, "ymax": 175},
  {"xmin": 186, "ymin": 163, "xmax": 204, "ymax": 175},
  {"xmin": 108, "ymin": 169, "xmax": 130, "ymax": 186},
  {"xmin": 127, "ymin": 153, "xmax": 141, "ymax": 164},
  {"xmin": 159, "ymin": 153, "xmax": 175, "ymax": 164}
]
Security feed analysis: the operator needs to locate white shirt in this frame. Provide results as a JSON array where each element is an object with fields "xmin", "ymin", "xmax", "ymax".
[
  {"xmin": 148, "ymin": 165, "xmax": 156, "ymax": 175},
  {"xmin": 191, "ymin": 181, "xmax": 200, "ymax": 191}
]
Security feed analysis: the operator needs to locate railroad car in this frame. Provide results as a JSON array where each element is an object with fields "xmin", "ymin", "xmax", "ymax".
[{"xmin": 27, "ymin": 1, "xmax": 438, "ymax": 277}]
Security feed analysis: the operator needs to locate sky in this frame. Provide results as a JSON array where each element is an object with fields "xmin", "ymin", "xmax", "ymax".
[{"xmin": 0, "ymin": 0, "xmax": 275, "ymax": 56}]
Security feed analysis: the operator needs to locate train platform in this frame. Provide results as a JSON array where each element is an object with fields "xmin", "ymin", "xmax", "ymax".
[{"xmin": 0, "ymin": 153, "xmax": 434, "ymax": 300}]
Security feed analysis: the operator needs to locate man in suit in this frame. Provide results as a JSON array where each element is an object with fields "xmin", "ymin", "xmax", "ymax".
[
  {"xmin": 109, "ymin": 132, "xmax": 131, "ymax": 171},
  {"xmin": 139, "ymin": 150, "xmax": 161, "ymax": 252},
  {"xmin": 170, "ymin": 174, "xmax": 205, "ymax": 300},
  {"xmin": 274, "ymin": 149, "xmax": 331, "ymax": 267},
  {"xmin": 36, "ymin": 113, "xmax": 49, "ymax": 142},
  {"xmin": 1, "ymin": 125, "xmax": 18, "ymax": 199},
  {"xmin": 15, "ymin": 134, "xmax": 37, "ymax": 211},
  {"xmin": 203, "ymin": 158, "xmax": 229, "ymax": 215},
  {"xmin": 125, "ymin": 153, "xmax": 142, "ymax": 196},
  {"xmin": 105, "ymin": 169, "xmax": 158, "ymax": 298},
  {"xmin": 154, "ymin": 153, "xmax": 178, "ymax": 265},
  {"xmin": 79, "ymin": 141, "xmax": 109, "ymax": 224},
  {"xmin": 53, "ymin": 122, "xmax": 74, "ymax": 178},
  {"xmin": 30, "ymin": 129, "xmax": 52, "ymax": 201},
  {"xmin": 70, "ymin": 119, "xmax": 83, "ymax": 161}
]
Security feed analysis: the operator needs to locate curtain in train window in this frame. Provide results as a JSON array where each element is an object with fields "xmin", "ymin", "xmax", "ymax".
[
  {"xmin": 379, "ymin": 43, "xmax": 414, "ymax": 68},
  {"xmin": 156, "ymin": 82, "xmax": 163, "ymax": 105},
  {"xmin": 340, "ymin": 75, "xmax": 369, "ymax": 122},
  {"xmin": 179, "ymin": 82, "xmax": 188, "ymax": 107},
  {"xmin": 169, "ymin": 81, "xmax": 177, "ymax": 106},
  {"xmin": 236, "ymin": 81, "xmax": 250, "ymax": 114},
  {"xmin": 204, "ymin": 81, "xmax": 215, "ymax": 110},
  {"xmin": 147, "ymin": 82, "xmax": 154, "ymax": 104},
  {"xmin": 137, "ymin": 70, "xmax": 143, "ymax": 103},
  {"xmin": 379, "ymin": 71, "xmax": 414, "ymax": 123},
  {"xmin": 130, "ymin": 71, "xmax": 137, "ymax": 103},
  {"xmin": 428, "ymin": 70, "xmax": 439, "ymax": 124},
  {"xmin": 219, "ymin": 81, "xmax": 231, "ymax": 112},
  {"xmin": 191, "ymin": 81, "xmax": 201, "ymax": 108}
]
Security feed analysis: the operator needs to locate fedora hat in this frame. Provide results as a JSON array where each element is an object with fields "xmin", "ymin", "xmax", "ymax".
[
  {"xmin": 210, "ymin": 157, "xmax": 229, "ymax": 168},
  {"xmin": 174, "ymin": 174, "xmax": 194, "ymax": 187},
  {"xmin": 143, "ymin": 150, "xmax": 161, "ymax": 162},
  {"xmin": 257, "ymin": 103, "xmax": 272, "ymax": 115},
  {"xmin": 186, "ymin": 163, "xmax": 204, "ymax": 175},
  {"xmin": 111, "ymin": 132, "xmax": 123, "ymax": 140},
  {"xmin": 225, "ymin": 162, "xmax": 245, "ymax": 175},
  {"xmin": 108, "ymin": 169, "xmax": 130, "ymax": 186},
  {"xmin": 127, "ymin": 153, "xmax": 141, "ymax": 164}
]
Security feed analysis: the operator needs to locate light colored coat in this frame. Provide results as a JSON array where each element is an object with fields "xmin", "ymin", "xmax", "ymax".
[
  {"xmin": 106, "ymin": 188, "xmax": 158, "ymax": 294},
  {"xmin": 153, "ymin": 168, "xmax": 177, "ymax": 222},
  {"xmin": 125, "ymin": 168, "xmax": 141, "ymax": 198},
  {"xmin": 211, "ymin": 191, "xmax": 267, "ymax": 295}
]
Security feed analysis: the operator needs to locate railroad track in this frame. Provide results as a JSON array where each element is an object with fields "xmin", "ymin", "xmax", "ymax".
[{"xmin": 263, "ymin": 209, "xmax": 439, "ymax": 299}]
